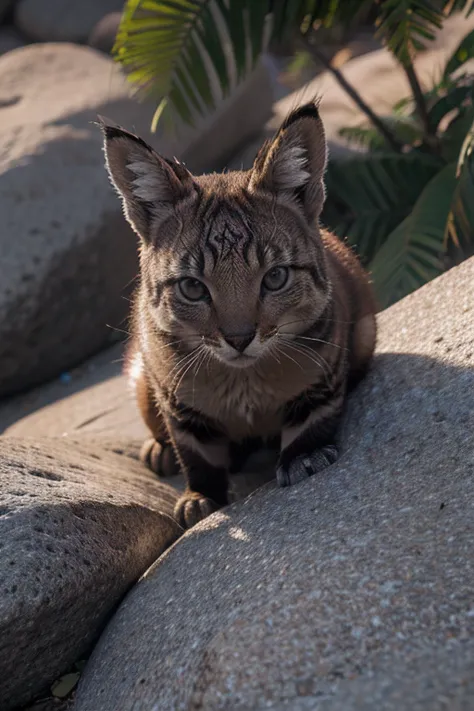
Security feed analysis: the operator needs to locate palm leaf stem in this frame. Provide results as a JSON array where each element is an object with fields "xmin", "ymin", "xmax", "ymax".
[
  {"xmin": 300, "ymin": 34, "xmax": 403, "ymax": 152},
  {"xmin": 402, "ymin": 61, "xmax": 440, "ymax": 152}
]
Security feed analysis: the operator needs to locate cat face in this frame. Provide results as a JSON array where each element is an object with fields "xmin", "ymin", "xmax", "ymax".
[{"xmin": 102, "ymin": 102, "xmax": 331, "ymax": 369}]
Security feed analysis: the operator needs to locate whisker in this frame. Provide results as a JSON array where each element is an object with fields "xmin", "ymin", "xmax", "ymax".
[
  {"xmin": 191, "ymin": 348, "xmax": 207, "ymax": 406},
  {"xmin": 283, "ymin": 338, "xmax": 332, "ymax": 374},
  {"xmin": 295, "ymin": 335, "xmax": 345, "ymax": 350},
  {"xmin": 173, "ymin": 348, "xmax": 205, "ymax": 395},
  {"xmin": 168, "ymin": 348, "xmax": 199, "ymax": 380},
  {"xmin": 106, "ymin": 324, "xmax": 131, "ymax": 338},
  {"xmin": 274, "ymin": 345, "xmax": 305, "ymax": 373},
  {"xmin": 268, "ymin": 342, "xmax": 281, "ymax": 366},
  {"xmin": 278, "ymin": 317, "xmax": 354, "ymax": 329},
  {"xmin": 278, "ymin": 338, "xmax": 332, "ymax": 386},
  {"xmin": 278, "ymin": 329, "xmax": 344, "ymax": 350}
]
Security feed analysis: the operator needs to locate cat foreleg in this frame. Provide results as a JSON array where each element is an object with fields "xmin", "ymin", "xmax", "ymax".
[
  {"xmin": 277, "ymin": 395, "xmax": 342, "ymax": 487},
  {"xmin": 170, "ymin": 423, "xmax": 230, "ymax": 529}
]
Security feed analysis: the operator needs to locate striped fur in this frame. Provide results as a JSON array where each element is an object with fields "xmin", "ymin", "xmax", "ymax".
[{"xmin": 101, "ymin": 102, "xmax": 377, "ymax": 529}]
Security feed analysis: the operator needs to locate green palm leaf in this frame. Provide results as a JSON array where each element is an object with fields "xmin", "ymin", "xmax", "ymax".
[
  {"xmin": 114, "ymin": 0, "xmax": 275, "ymax": 130},
  {"xmin": 114, "ymin": 0, "xmax": 391, "ymax": 130},
  {"xmin": 444, "ymin": 117, "xmax": 474, "ymax": 260},
  {"xmin": 339, "ymin": 115, "xmax": 423, "ymax": 151},
  {"xmin": 445, "ymin": 28, "xmax": 474, "ymax": 77},
  {"xmin": 322, "ymin": 152, "xmax": 442, "ymax": 264},
  {"xmin": 442, "ymin": 0, "xmax": 474, "ymax": 16},
  {"xmin": 376, "ymin": 0, "xmax": 443, "ymax": 66},
  {"xmin": 428, "ymin": 82, "xmax": 473, "ymax": 130},
  {"xmin": 369, "ymin": 162, "xmax": 458, "ymax": 309},
  {"xmin": 115, "ymin": 0, "xmax": 347, "ymax": 130}
]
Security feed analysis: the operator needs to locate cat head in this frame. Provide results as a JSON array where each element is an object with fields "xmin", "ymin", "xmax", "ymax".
[{"xmin": 101, "ymin": 101, "xmax": 331, "ymax": 369}]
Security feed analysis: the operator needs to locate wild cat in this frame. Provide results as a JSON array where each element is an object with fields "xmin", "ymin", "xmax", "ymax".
[{"xmin": 100, "ymin": 101, "xmax": 377, "ymax": 529}]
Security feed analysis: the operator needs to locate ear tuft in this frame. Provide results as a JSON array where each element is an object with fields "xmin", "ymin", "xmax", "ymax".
[
  {"xmin": 280, "ymin": 98, "xmax": 322, "ymax": 130},
  {"xmin": 249, "ymin": 99, "xmax": 327, "ymax": 222},
  {"xmin": 100, "ymin": 119, "xmax": 195, "ymax": 241},
  {"xmin": 272, "ymin": 140, "xmax": 310, "ymax": 191},
  {"xmin": 127, "ymin": 157, "xmax": 171, "ymax": 203}
]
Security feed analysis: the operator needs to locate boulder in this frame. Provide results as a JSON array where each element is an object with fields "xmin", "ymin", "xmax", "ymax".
[
  {"xmin": 75, "ymin": 255, "xmax": 474, "ymax": 711},
  {"xmin": 87, "ymin": 12, "xmax": 121, "ymax": 55},
  {"xmin": 0, "ymin": 343, "xmax": 144, "ymax": 439},
  {"xmin": 0, "ymin": 42, "xmax": 273, "ymax": 397},
  {"xmin": 0, "ymin": 436, "xmax": 181, "ymax": 711},
  {"xmin": 0, "ymin": 0, "xmax": 15, "ymax": 22},
  {"xmin": 14, "ymin": 0, "xmax": 124, "ymax": 43},
  {"xmin": 0, "ymin": 341, "xmax": 276, "ymax": 501},
  {"xmin": 0, "ymin": 26, "xmax": 24, "ymax": 55}
]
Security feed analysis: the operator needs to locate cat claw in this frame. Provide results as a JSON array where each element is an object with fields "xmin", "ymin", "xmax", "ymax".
[
  {"xmin": 174, "ymin": 492, "xmax": 221, "ymax": 529},
  {"xmin": 276, "ymin": 445, "xmax": 338, "ymax": 487}
]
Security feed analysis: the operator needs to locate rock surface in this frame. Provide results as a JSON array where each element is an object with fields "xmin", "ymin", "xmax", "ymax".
[
  {"xmin": 87, "ymin": 12, "xmax": 121, "ymax": 55},
  {"xmin": 0, "ymin": 343, "xmax": 144, "ymax": 439},
  {"xmin": 0, "ymin": 0, "xmax": 15, "ymax": 22},
  {"xmin": 0, "ymin": 25, "xmax": 24, "ymax": 55},
  {"xmin": 0, "ymin": 341, "xmax": 276, "ymax": 502},
  {"xmin": 0, "ymin": 42, "xmax": 273, "ymax": 397},
  {"xmin": 15, "ymin": 0, "xmax": 124, "ymax": 42},
  {"xmin": 0, "ymin": 436, "xmax": 181, "ymax": 711},
  {"xmin": 76, "ymin": 255, "xmax": 474, "ymax": 711},
  {"xmin": 0, "ymin": 43, "xmax": 148, "ymax": 398}
]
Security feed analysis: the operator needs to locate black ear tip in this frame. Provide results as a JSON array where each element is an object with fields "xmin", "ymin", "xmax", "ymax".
[
  {"xmin": 96, "ymin": 115, "xmax": 127, "ymax": 140},
  {"xmin": 97, "ymin": 118, "xmax": 156, "ymax": 154},
  {"xmin": 282, "ymin": 98, "xmax": 322, "ymax": 129}
]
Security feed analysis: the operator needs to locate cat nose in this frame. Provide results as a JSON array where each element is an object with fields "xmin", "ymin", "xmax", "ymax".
[{"xmin": 223, "ymin": 330, "xmax": 256, "ymax": 353}]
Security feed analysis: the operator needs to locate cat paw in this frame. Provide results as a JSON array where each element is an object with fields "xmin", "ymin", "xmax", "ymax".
[
  {"xmin": 174, "ymin": 491, "xmax": 221, "ymax": 529},
  {"xmin": 276, "ymin": 445, "xmax": 338, "ymax": 487},
  {"xmin": 140, "ymin": 438, "xmax": 180, "ymax": 477}
]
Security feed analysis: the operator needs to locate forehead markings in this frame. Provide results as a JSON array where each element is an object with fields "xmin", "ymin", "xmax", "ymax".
[{"xmin": 202, "ymin": 197, "xmax": 254, "ymax": 267}]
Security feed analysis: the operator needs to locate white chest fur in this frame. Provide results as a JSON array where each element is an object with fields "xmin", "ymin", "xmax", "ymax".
[{"xmin": 177, "ymin": 356, "xmax": 318, "ymax": 440}]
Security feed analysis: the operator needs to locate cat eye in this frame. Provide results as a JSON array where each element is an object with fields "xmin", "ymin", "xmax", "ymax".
[
  {"xmin": 262, "ymin": 266, "xmax": 289, "ymax": 292},
  {"xmin": 177, "ymin": 278, "xmax": 209, "ymax": 302}
]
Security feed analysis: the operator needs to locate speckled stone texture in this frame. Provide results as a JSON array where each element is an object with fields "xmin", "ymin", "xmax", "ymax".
[
  {"xmin": 15, "ymin": 0, "xmax": 124, "ymax": 43},
  {"xmin": 0, "ymin": 437, "xmax": 181, "ymax": 710},
  {"xmin": 76, "ymin": 256, "xmax": 474, "ymax": 711}
]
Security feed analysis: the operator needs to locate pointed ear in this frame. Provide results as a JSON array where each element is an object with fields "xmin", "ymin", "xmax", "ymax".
[
  {"xmin": 248, "ymin": 101, "xmax": 327, "ymax": 222},
  {"xmin": 99, "ymin": 117, "xmax": 195, "ymax": 240}
]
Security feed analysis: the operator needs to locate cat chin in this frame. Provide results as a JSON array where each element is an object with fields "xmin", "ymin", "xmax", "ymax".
[{"xmin": 214, "ymin": 352, "xmax": 259, "ymax": 370}]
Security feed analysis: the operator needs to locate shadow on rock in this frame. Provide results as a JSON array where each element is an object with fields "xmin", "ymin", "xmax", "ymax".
[{"xmin": 75, "ymin": 350, "xmax": 474, "ymax": 711}]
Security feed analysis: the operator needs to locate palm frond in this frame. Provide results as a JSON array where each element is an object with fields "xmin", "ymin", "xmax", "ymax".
[
  {"xmin": 444, "ymin": 116, "xmax": 474, "ymax": 260},
  {"xmin": 440, "ymin": 102, "xmax": 474, "ymax": 162},
  {"xmin": 339, "ymin": 115, "xmax": 423, "ymax": 151},
  {"xmin": 445, "ymin": 28, "xmax": 474, "ymax": 77},
  {"xmin": 442, "ymin": 0, "xmax": 474, "ymax": 16},
  {"xmin": 338, "ymin": 125, "xmax": 386, "ymax": 151},
  {"xmin": 428, "ymin": 82, "xmax": 473, "ymax": 129},
  {"xmin": 322, "ymin": 151, "xmax": 442, "ymax": 264},
  {"xmin": 369, "ymin": 162, "xmax": 457, "ymax": 308},
  {"xmin": 376, "ymin": 0, "xmax": 444, "ymax": 65},
  {"xmin": 114, "ymin": 0, "xmax": 286, "ymax": 129}
]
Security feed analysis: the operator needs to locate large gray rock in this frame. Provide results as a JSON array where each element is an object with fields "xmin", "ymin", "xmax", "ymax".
[
  {"xmin": 0, "ymin": 42, "xmax": 273, "ymax": 397},
  {"xmin": 0, "ymin": 436, "xmax": 181, "ymax": 711},
  {"xmin": 0, "ymin": 342, "xmax": 276, "ymax": 501},
  {"xmin": 15, "ymin": 0, "xmax": 124, "ymax": 42},
  {"xmin": 76, "ymin": 255, "xmax": 474, "ymax": 711},
  {"xmin": 0, "ymin": 26, "xmax": 24, "ymax": 56},
  {"xmin": 87, "ymin": 11, "xmax": 121, "ymax": 55},
  {"xmin": 0, "ymin": 343, "xmax": 144, "ymax": 439},
  {"xmin": 0, "ymin": 0, "xmax": 15, "ymax": 22}
]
